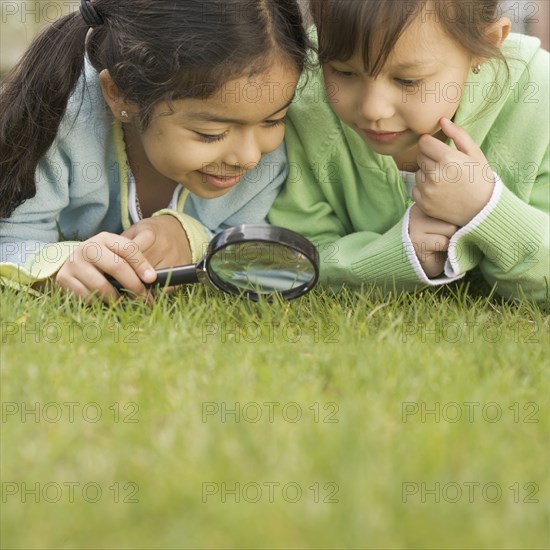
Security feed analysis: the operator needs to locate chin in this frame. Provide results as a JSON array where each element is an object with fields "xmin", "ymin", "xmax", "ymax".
[{"xmin": 197, "ymin": 188, "xmax": 232, "ymax": 200}]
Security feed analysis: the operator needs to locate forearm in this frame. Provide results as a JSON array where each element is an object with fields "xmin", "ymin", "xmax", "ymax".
[
  {"xmin": 317, "ymin": 215, "xmax": 466, "ymax": 291},
  {"xmin": 270, "ymin": 178, "xmax": 458, "ymax": 292},
  {"xmin": 0, "ymin": 240, "xmax": 79, "ymax": 288}
]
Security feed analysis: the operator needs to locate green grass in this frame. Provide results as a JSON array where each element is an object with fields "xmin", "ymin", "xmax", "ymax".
[{"xmin": 1, "ymin": 279, "xmax": 549, "ymax": 549}]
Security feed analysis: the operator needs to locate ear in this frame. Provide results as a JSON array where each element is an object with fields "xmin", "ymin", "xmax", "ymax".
[
  {"xmin": 99, "ymin": 70, "xmax": 137, "ymax": 123},
  {"xmin": 471, "ymin": 17, "xmax": 512, "ymax": 68},
  {"xmin": 485, "ymin": 16, "xmax": 512, "ymax": 48}
]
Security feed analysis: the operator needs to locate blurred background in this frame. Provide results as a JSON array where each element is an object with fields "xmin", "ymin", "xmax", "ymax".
[{"xmin": 1, "ymin": 0, "xmax": 549, "ymax": 76}]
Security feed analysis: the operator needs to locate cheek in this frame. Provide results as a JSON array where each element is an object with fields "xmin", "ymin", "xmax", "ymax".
[
  {"xmin": 411, "ymin": 71, "xmax": 468, "ymax": 120},
  {"xmin": 324, "ymin": 78, "xmax": 342, "ymax": 107},
  {"xmin": 325, "ymin": 80, "xmax": 354, "ymax": 121},
  {"xmin": 402, "ymin": 91, "xmax": 457, "ymax": 134},
  {"xmin": 262, "ymin": 127, "xmax": 286, "ymax": 153},
  {"xmin": 410, "ymin": 111, "xmax": 441, "ymax": 137},
  {"xmin": 142, "ymin": 131, "xmax": 209, "ymax": 174}
]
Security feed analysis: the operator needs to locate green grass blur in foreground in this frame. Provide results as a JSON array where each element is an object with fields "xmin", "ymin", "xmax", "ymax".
[{"xmin": 1, "ymin": 280, "xmax": 548, "ymax": 549}]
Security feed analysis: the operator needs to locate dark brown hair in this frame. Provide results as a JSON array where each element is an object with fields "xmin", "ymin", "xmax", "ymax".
[
  {"xmin": 309, "ymin": 0, "xmax": 508, "ymax": 76},
  {"xmin": 0, "ymin": 0, "xmax": 310, "ymax": 219}
]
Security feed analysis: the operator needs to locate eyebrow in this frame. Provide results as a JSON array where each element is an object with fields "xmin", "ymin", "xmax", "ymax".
[
  {"xmin": 391, "ymin": 60, "xmax": 438, "ymax": 70},
  {"xmin": 184, "ymin": 98, "xmax": 294, "ymax": 124}
]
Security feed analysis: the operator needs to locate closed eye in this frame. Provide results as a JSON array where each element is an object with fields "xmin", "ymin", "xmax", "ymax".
[
  {"xmin": 196, "ymin": 131, "xmax": 228, "ymax": 143},
  {"xmin": 329, "ymin": 66, "xmax": 356, "ymax": 78},
  {"xmin": 195, "ymin": 117, "xmax": 286, "ymax": 143},
  {"xmin": 396, "ymin": 78, "xmax": 421, "ymax": 87},
  {"xmin": 264, "ymin": 116, "xmax": 287, "ymax": 127}
]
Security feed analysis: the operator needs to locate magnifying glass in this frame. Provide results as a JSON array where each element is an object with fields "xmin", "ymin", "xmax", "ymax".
[{"xmin": 108, "ymin": 224, "xmax": 319, "ymax": 301}]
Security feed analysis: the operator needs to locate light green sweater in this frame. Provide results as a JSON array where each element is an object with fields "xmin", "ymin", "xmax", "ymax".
[{"xmin": 270, "ymin": 33, "xmax": 549, "ymax": 302}]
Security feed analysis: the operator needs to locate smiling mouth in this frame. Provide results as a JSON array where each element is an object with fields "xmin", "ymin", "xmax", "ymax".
[
  {"xmin": 199, "ymin": 170, "xmax": 244, "ymax": 189},
  {"xmin": 360, "ymin": 128, "xmax": 407, "ymax": 142}
]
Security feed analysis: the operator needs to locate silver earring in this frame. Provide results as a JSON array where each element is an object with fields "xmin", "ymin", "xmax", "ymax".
[
  {"xmin": 472, "ymin": 64, "xmax": 481, "ymax": 75},
  {"xmin": 120, "ymin": 110, "xmax": 129, "ymax": 119}
]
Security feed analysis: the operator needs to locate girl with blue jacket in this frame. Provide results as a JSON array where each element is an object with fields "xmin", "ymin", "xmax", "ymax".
[{"xmin": 0, "ymin": 0, "xmax": 308, "ymax": 302}]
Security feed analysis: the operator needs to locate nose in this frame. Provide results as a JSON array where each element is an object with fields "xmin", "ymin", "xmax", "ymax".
[
  {"xmin": 223, "ymin": 130, "xmax": 263, "ymax": 170},
  {"xmin": 358, "ymin": 80, "xmax": 396, "ymax": 123}
]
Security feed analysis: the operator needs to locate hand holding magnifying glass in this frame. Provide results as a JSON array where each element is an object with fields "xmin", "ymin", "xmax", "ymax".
[{"xmin": 108, "ymin": 225, "xmax": 319, "ymax": 301}]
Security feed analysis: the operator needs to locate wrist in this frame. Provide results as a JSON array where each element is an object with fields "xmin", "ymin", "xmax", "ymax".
[
  {"xmin": 460, "ymin": 175, "xmax": 496, "ymax": 226},
  {"xmin": 156, "ymin": 213, "xmax": 192, "ymax": 260},
  {"xmin": 152, "ymin": 208, "xmax": 211, "ymax": 264}
]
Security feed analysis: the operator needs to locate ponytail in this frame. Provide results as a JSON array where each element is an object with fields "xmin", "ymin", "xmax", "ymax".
[
  {"xmin": 1, "ymin": 0, "xmax": 312, "ymax": 220},
  {"xmin": 0, "ymin": 12, "xmax": 89, "ymax": 218}
]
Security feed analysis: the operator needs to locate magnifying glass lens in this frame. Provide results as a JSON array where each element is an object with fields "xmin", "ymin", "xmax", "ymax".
[{"xmin": 208, "ymin": 241, "xmax": 316, "ymax": 295}]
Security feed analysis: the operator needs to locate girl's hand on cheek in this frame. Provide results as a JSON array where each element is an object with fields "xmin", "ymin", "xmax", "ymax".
[
  {"xmin": 55, "ymin": 232, "xmax": 157, "ymax": 304},
  {"xmin": 408, "ymin": 204, "xmax": 459, "ymax": 278},
  {"xmin": 122, "ymin": 215, "xmax": 193, "ymax": 269},
  {"xmin": 413, "ymin": 117, "xmax": 496, "ymax": 227}
]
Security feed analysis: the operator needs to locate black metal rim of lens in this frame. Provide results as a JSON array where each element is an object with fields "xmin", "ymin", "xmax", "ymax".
[{"xmin": 205, "ymin": 225, "xmax": 320, "ymax": 301}]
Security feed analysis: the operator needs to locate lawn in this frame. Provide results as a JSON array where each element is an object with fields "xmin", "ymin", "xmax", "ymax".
[{"xmin": 1, "ymin": 279, "xmax": 548, "ymax": 549}]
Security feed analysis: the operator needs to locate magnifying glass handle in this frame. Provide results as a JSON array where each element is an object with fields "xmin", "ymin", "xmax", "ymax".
[
  {"xmin": 154, "ymin": 264, "xmax": 200, "ymax": 286},
  {"xmin": 106, "ymin": 264, "xmax": 199, "ymax": 291}
]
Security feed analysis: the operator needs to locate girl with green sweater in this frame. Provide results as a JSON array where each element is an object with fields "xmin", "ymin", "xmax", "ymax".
[{"xmin": 270, "ymin": 0, "xmax": 549, "ymax": 302}]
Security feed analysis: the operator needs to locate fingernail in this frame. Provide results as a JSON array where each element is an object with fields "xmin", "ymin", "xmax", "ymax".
[{"xmin": 143, "ymin": 269, "xmax": 156, "ymax": 281}]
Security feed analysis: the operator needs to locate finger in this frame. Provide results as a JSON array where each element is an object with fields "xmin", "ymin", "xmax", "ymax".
[
  {"xmin": 439, "ymin": 117, "xmax": 481, "ymax": 157},
  {"xmin": 410, "ymin": 199, "xmax": 458, "ymax": 237},
  {"xmin": 416, "ymin": 152, "xmax": 437, "ymax": 169},
  {"xmin": 417, "ymin": 132, "xmax": 452, "ymax": 161},
  {"xmin": 432, "ymin": 235, "xmax": 450, "ymax": 253},
  {"xmin": 425, "ymin": 221, "xmax": 458, "ymax": 238},
  {"xmin": 57, "ymin": 277, "xmax": 90, "ymax": 300},
  {"xmin": 121, "ymin": 224, "xmax": 137, "ymax": 240},
  {"xmin": 75, "ymin": 265, "xmax": 123, "ymax": 302},
  {"xmin": 74, "ymin": 245, "xmax": 149, "ymax": 297},
  {"xmin": 422, "ymin": 234, "xmax": 450, "ymax": 253},
  {"xmin": 103, "ymin": 235, "xmax": 157, "ymax": 284},
  {"xmin": 132, "ymin": 227, "xmax": 156, "ymax": 254},
  {"xmin": 423, "ymin": 260, "xmax": 446, "ymax": 279},
  {"xmin": 415, "ymin": 154, "xmax": 439, "ymax": 185},
  {"xmin": 58, "ymin": 267, "xmax": 121, "ymax": 303},
  {"xmin": 412, "ymin": 206, "xmax": 458, "ymax": 237}
]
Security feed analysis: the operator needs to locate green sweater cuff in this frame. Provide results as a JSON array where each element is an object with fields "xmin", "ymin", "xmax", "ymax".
[
  {"xmin": 448, "ymin": 182, "xmax": 549, "ymax": 275},
  {"xmin": 346, "ymin": 220, "xmax": 424, "ymax": 289}
]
